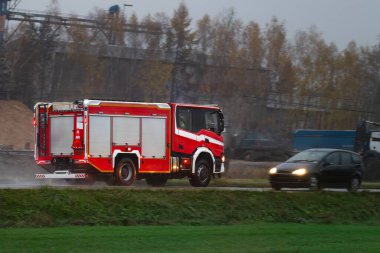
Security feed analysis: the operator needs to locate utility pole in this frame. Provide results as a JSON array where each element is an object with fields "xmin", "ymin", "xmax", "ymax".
[
  {"xmin": 0, "ymin": 0, "xmax": 10, "ymax": 48},
  {"xmin": 0, "ymin": 0, "xmax": 10, "ymax": 99}
]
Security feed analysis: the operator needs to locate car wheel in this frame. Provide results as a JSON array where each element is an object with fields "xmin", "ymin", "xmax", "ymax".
[
  {"xmin": 309, "ymin": 175, "xmax": 320, "ymax": 191},
  {"xmin": 271, "ymin": 184, "xmax": 282, "ymax": 191},
  {"xmin": 348, "ymin": 177, "xmax": 361, "ymax": 192}
]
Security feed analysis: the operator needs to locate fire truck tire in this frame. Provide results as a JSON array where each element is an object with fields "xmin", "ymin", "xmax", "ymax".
[
  {"xmin": 189, "ymin": 159, "xmax": 212, "ymax": 187},
  {"xmin": 145, "ymin": 175, "xmax": 168, "ymax": 187},
  {"xmin": 106, "ymin": 174, "xmax": 116, "ymax": 186},
  {"xmin": 115, "ymin": 158, "xmax": 137, "ymax": 186}
]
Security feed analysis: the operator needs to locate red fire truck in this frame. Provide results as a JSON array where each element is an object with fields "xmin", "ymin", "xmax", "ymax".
[{"xmin": 34, "ymin": 99, "xmax": 225, "ymax": 187}]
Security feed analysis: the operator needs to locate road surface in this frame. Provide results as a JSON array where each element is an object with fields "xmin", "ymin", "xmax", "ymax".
[{"xmin": 0, "ymin": 151, "xmax": 379, "ymax": 192}]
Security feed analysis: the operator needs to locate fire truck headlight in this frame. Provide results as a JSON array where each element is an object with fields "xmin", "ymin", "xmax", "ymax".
[{"xmin": 221, "ymin": 154, "xmax": 225, "ymax": 163}]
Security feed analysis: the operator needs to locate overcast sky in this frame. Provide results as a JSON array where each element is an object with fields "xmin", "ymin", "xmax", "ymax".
[{"xmin": 15, "ymin": 0, "xmax": 380, "ymax": 50}]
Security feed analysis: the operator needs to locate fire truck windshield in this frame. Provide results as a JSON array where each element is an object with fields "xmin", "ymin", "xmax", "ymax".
[{"xmin": 177, "ymin": 107, "xmax": 224, "ymax": 135}]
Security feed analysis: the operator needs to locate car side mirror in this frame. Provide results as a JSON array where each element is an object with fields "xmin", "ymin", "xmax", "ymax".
[{"xmin": 323, "ymin": 161, "xmax": 331, "ymax": 167}]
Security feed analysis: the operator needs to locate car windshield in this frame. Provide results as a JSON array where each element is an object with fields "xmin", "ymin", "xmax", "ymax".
[{"xmin": 287, "ymin": 150, "xmax": 330, "ymax": 163}]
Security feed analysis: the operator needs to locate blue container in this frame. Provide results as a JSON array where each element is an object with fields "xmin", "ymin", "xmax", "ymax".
[{"xmin": 293, "ymin": 129, "xmax": 356, "ymax": 152}]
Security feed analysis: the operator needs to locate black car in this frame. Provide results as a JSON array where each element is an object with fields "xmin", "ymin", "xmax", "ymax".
[
  {"xmin": 268, "ymin": 148, "xmax": 363, "ymax": 191},
  {"xmin": 233, "ymin": 132, "xmax": 291, "ymax": 161}
]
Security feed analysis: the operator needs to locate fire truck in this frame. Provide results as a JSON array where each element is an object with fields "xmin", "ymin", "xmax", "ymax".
[
  {"xmin": 354, "ymin": 120, "xmax": 380, "ymax": 180},
  {"xmin": 34, "ymin": 99, "xmax": 225, "ymax": 187}
]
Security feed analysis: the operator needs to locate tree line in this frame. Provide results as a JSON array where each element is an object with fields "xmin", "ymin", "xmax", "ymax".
[{"xmin": 3, "ymin": 1, "xmax": 380, "ymax": 137}]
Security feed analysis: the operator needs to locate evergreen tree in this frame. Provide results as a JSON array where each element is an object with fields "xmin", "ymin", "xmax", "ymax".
[{"xmin": 169, "ymin": 2, "xmax": 195, "ymax": 102}]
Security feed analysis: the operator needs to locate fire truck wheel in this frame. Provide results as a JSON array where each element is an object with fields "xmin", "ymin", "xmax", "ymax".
[
  {"xmin": 189, "ymin": 159, "xmax": 212, "ymax": 187},
  {"xmin": 145, "ymin": 175, "xmax": 168, "ymax": 187},
  {"xmin": 106, "ymin": 174, "xmax": 116, "ymax": 186},
  {"xmin": 115, "ymin": 158, "xmax": 137, "ymax": 186}
]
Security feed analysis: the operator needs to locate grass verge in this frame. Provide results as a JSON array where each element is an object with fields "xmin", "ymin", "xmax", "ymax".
[
  {"xmin": 1, "ymin": 188, "xmax": 380, "ymax": 227},
  {"xmin": 1, "ymin": 224, "xmax": 380, "ymax": 253}
]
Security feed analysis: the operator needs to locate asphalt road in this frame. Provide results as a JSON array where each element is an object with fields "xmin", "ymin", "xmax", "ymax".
[
  {"xmin": 1, "ymin": 181, "xmax": 380, "ymax": 192},
  {"xmin": 0, "ymin": 151, "xmax": 379, "ymax": 192}
]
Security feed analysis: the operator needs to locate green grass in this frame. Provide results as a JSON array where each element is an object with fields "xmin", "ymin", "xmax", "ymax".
[
  {"xmin": 1, "ymin": 188, "xmax": 380, "ymax": 227},
  {"xmin": 1, "ymin": 188, "xmax": 380, "ymax": 252},
  {"xmin": 1, "ymin": 224, "xmax": 380, "ymax": 253},
  {"xmin": 362, "ymin": 181, "xmax": 380, "ymax": 189}
]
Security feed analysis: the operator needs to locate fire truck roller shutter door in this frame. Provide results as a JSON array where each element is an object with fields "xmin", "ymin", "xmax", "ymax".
[
  {"xmin": 50, "ymin": 115, "xmax": 74, "ymax": 155},
  {"xmin": 89, "ymin": 116, "xmax": 111, "ymax": 157},
  {"xmin": 142, "ymin": 117, "xmax": 166, "ymax": 158},
  {"xmin": 113, "ymin": 117, "xmax": 140, "ymax": 146}
]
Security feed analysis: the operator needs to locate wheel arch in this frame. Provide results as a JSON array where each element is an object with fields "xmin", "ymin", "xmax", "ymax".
[
  {"xmin": 192, "ymin": 147, "xmax": 215, "ymax": 173},
  {"xmin": 113, "ymin": 150, "xmax": 140, "ymax": 171}
]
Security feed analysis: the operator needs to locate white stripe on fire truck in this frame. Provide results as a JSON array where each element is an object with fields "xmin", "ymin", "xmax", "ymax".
[
  {"xmin": 177, "ymin": 129, "xmax": 224, "ymax": 147},
  {"xmin": 84, "ymin": 99, "xmax": 171, "ymax": 108}
]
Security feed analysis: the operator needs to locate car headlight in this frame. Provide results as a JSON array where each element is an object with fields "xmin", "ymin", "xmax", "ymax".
[
  {"xmin": 292, "ymin": 168, "xmax": 307, "ymax": 176},
  {"xmin": 269, "ymin": 167, "xmax": 277, "ymax": 174}
]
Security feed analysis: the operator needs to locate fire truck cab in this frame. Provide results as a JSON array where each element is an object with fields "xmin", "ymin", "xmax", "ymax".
[{"xmin": 34, "ymin": 99, "xmax": 225, "ymax": 187}]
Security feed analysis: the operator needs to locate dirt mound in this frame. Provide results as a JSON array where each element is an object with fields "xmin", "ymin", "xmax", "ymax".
[{"xmin": 0, "ymin": 100, "xmax": 34, "ymax": 150}]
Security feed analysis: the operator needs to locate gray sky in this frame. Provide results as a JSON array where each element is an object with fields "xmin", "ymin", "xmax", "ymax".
[{"xmin": 15, "ymin": 0, "xmax": 380, "ymax": 50}]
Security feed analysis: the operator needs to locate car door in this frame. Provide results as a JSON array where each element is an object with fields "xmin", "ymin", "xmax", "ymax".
[
  {"xmin": 320, "ymin": 152, "xmax": 341, "ymax": 186},
  {"xmin": 340, "ymin": 152, "xmax": 355, "ymax": 185}
]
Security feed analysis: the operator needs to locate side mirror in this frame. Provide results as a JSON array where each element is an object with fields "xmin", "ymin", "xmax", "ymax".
[{"xmin": 218, "ymin": 111, "xmax": 224, "ymax": 134}]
